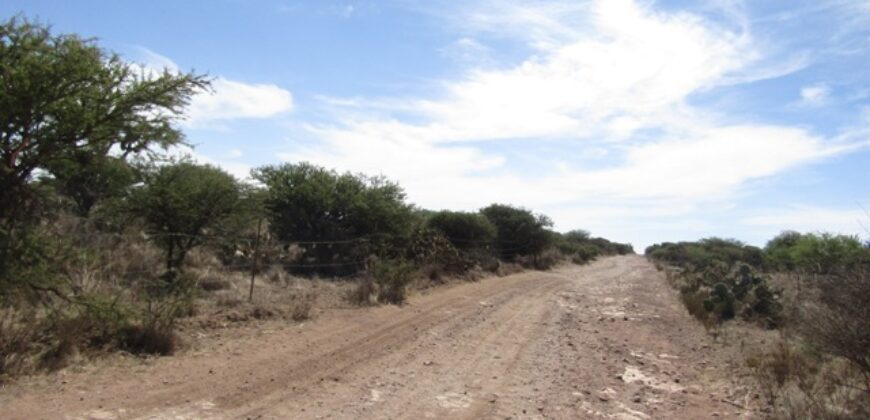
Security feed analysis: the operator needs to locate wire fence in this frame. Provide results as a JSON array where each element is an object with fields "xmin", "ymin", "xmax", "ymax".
[{"xmin": 56, "ymin": 226, "xmax": 546, "ymax": 278}]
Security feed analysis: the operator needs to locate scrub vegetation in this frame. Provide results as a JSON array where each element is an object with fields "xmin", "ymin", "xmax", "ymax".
[
  {"xmin": 646, "ymin": 233, "xmax": 870, "ymax": 419},
  {"xmin": 0, "ymin": 18, "xmax": 632, "ymax": 381}
]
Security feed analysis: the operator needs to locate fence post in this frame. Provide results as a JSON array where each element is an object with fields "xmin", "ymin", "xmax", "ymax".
[{"xmin": 248, "ymin": 218, "xmax": 263, "ymax": 302}]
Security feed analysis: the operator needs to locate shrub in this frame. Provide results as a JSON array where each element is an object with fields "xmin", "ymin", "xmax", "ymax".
[
  {"xmin": 663, "ymin": 260, "xmax": 782, "ymax": 327},
  {"xmin": 254, "ymin": 162, "xmax": 414, "ymax": 276},
  {"xmin": 764, "ymin": 232, "xmax": 867, "ymax": 274},
  {"xmin": 798, "ymin": 266, "xmax": 870, "ymax": 377},
  {"xmin": 404, "ymin": 226, "xmax": 470, "ymax": 273},
  {"xmin": 0, "ymin": 225, "xmax": 61, "ymax": 305},
  {"xmin": 288, "ymin": 292, "xmax": 315, "ymax": 321},
  {"xmin": 46, "ymin": 155, "xmax": 138, "ymax": 217},
  {"xmin": 426, "ymin": 211, "xmax": 496, "ymax": 251},
  {"xmin": 646, "ymin": 237, "xmax": 761, "ymax": 271},
  {"xmin": 748, "ymin": 339, "xmax": 869, "ymax": 419},
  {"xmin": 0, "ymin": 308, "xmax": 40, "ymax": 379},
  {"xmin": 346, "ymin": 278, "xmax": 376, "ymax": 306},
  {"xmin": 127, "ymin": 162, "xmax": 243, "ymax": 278},
  {"xmin": 370, "ymin": 258, "xmax": 415, "ymax": 305},
  {"xmin": 555, "ymin": 230, "xmax": 632, "ymax": 264},
  {"xmin": 480, "ymin": 204, "xmax": 553, "ymax": 261},
  {"xmin": 118, "ymin": 324, "xmax": 176, "ymax": 356}
]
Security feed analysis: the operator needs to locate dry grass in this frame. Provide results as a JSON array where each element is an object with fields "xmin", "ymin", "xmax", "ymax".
[
  {"xmin": 746, "ymin": 338, "xmax": 869, "ymax": 419},
  {"xmin": 187, "ymin": 264, "xmax": 355, "ymax": 327}
]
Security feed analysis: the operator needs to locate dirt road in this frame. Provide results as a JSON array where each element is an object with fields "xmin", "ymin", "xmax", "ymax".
[{"xmin": 1, "ymin": 256, "xmax": 760, "ymax": 419}]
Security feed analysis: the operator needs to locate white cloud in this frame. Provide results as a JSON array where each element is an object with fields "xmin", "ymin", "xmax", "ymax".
[
  {"xmin": 132, "ymin": 48, "xmax": 294, "ymax": 126},
  {"xmin": 186, "ymin": 78, "xmax": 293, "ymax": 125},
  {"xmin": 283, "ymin": 0, "xmax": 866, "ymax": 247},
  {"xmin": 741, "ymin": 205, "xmax": 870, "ymax": 240},
  {"xmin": 439, "ymin": 37, "xmax": 494, "ymax": 66},
  {"xmin": 798, "ymin": 83, "xmax": 830, "ymax": 107}
]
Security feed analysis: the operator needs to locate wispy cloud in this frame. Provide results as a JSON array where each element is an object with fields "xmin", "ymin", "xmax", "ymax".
[
  {"xmin": 133, "ymin": 48, "xmax": 294, "ymax": 127},
  {"xmin": 278, "ymin": 0, "xmax": 870, "ymax": 249},
  {"xmin": 798, "ymin": 83, "xmax": 830, "ymax": 107},
  {"xmin": 741, "ymin": 204, "xmax": 870, "ymax": 239},
  {"xmin": 292, "ymin": 4, "xmax": 840, "ymax": 178}
]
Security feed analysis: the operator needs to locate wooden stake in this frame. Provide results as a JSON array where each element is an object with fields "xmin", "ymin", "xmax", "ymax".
[{"xmin": 249, "ymin": 218, "xmax": 263, "ymax": 302}]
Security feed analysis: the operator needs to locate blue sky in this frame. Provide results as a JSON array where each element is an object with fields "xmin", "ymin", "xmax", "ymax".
[{"xmin": 4, "ymin": 0, "xmax": 869, "ymax": 250}]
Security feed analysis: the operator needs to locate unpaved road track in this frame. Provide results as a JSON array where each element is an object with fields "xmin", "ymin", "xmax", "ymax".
[{"xmin": 2, "ymin": 256, "xmax": 759, "ymax": 419}]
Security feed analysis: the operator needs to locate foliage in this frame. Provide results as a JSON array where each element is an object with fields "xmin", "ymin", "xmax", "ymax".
[
  {"xmin": 480, "ymin": 204, "xmax": 553, "ymax": 261},
  {"xmin": 404, "ymin": 226, "xmax": 472, "ymax": 275},
  {"xmin": 553, "ymin": 229, "xmax": 633, "ymax": 264},
  {"xmin": 425, "ymin": 210, "xmax": 496, "ymax": 251},
  {"xmin": 0, "ymin": 16, "xmax": 208, "ymax": 225},
  {"xmin": 764, "ymin": 232, "xmax": 867, "ymax": 274},
  {"xmin": 0, "ymin": 225, "xmax": 59, "ymax": 305},
  {"xmin": 127, "ymin": 162, "xmax": 242, "ymax": 277},
  {"xmin": 678, "ymin": 263, "xmax": 783, "ymax": 327},
  {"xmin": 370, "ymin": 258, "xmax": 415, "ymax": 305},
  {"xmin": 45, "ymin": 154, "xmax": 138, "ymax": 216},
  {"xmin": 254, "ymin": 162, "xmax": 414, "ymax": 275},
  {"xmin": 646, "ymin": 237, "xmax": 763, "ymax": 271}
]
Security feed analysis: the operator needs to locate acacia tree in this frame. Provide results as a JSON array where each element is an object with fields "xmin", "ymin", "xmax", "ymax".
[
  {"xmin": 0, "ymin": 16, "xmax": 208, "ymax": 224},
  {"xmin": 128, "ymin": 162, "xmax": 242, "ymax": 280}
]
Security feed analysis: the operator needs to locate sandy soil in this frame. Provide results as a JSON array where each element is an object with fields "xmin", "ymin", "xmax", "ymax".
[{"xmin": 0, "ymin": 256, "xmax": 763, "ymax": 419}]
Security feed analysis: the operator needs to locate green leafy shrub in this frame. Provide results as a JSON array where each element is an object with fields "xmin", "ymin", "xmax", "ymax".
[
  {"xmin": 254, "ymin": 162, "xmax": 414, "ymax": 276},
  {"xmin": 370, "ymin": 258, "xmax": 415, "ymax": 305},
  {"xmin": 127, "ymin": 162, "xmax": 243, "ymax": 278},
  {"xmin": 480, "ymin": 204, "xmax": 553, "ymax": 261},
  {"xmin": 426, "ymin": 210, "xmax": 496, "ymax": 251},
  {"xmin": 764, "ymin": 232, "xmax": 867, "ymax": 274},
  {"xmin": 646, "ymin": 237, "xmax": 762, "ymax": 271},
  {"xmin": 553, "ymin": 229, "xmax": 632, "ymax": 264}
]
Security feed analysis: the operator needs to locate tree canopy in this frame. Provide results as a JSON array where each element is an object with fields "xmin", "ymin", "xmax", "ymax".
[
  {"xmin": 253, "ymin": 162, "xmax": 414, "ymax": 275},
  {"xmin": 425, "ymin": 210, "xmax": 496, "ymax": 251},
  {"xmin": 128, "ymin": 162, "xmax": 242, "ymax": 275},
  {"xmin": 0, "ymin": 17, "xmax": 208, "ymax": 224},
  {"xmin": 480, "ymin": 204, "xmax": 553, "ymax": 261}
]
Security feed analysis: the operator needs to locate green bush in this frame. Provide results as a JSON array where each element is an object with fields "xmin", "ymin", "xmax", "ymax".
[
  {"xmin": 554, "ymin": 229, "xmax": 632, "ymax": 264},
  {"xmin": 404, "ymin": 226, "xmax": 471, "ymax": 275},
  {"xmin": 646, "ymin": 237, "xmax": 761, "ymax": 271},
  {"xmin": 370, "ymin": 258, "xmax": 415, "ymax": 305},
  {"xmin": 0, "ymin": 226, "xmax": 60, "ymax": 305},
  {"xmin": 127, "ymin": 162, "xmax": 243, "ymax": 277},
  {"xmin": 764, "ymin": 232, "xmax": 866, "ymax": 274},
  {"xmin": 480, "ymin": 204, "xmax": 553, "ymax": 261},
  {"xmin": 661, "ymin": 255, "xmax": 783, "ymax": 327},
  {"xmin": 425, "ymin": 210, "xmax": 496, "ymax": 251},
  {"xmin": 254, "ymin": 162, "xmax": 414, "ymax": 276}
]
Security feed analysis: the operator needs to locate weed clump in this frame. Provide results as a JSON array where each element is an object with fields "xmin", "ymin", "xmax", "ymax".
[{"xmin": 371, "ymin": 258, "xmax": 415, "ymax": 305}]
